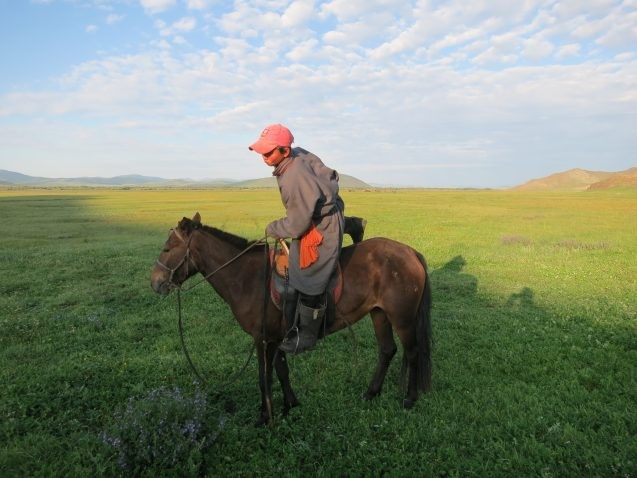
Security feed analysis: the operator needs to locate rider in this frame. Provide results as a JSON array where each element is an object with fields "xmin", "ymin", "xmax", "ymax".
[{"xmin": 249, "ymin": 123, "xmax": 346, "ymax": 354}]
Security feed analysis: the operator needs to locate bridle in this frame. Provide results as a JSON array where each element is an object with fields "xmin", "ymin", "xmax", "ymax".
[
  {"xmin": 155, "ymin": 227, "xmax": 196, "ymax": 290},
  {"xmin": 157, "ymin": 225, "xmax": 268, "ymax": 293}
]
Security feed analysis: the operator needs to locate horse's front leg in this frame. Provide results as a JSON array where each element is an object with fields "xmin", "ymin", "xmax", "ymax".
[
  {"xmin": 255, "ymin": 340, "xmax": 276, "ymax": 426},
  {"xmin": 273, "ymin": 350, "xmax": 300, "ymax": 415}
]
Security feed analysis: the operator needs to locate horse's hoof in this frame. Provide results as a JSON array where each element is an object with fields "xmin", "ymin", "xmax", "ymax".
[
  {"xmin": 403, "ymin": 398, "xmax": 415, "ymax": 409},
  {"xmin": 283, "ymin": 399, "xmax": 300, "ymax": 416},
  {"xmin": 362, "ymin": 391, "xmax": 378, "ymax": 401},
  {"xmin": 254, "ymin": 415, "xmax": 270, "ymax": 427}
]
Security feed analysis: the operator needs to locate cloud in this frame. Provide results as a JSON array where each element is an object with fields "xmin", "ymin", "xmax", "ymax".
[
  {"xmin": 555, "ymin": 43, "xmax": 581, "ymax": 60},
  {"xmin": 522, "ymin": 36, "xmax": 554, "ymax": 61},
  {"xmin": 140, "ymin": 0, "xmax": 176, "ymax": 14},
  {"xmin": 173, "ymin": 17, "xmax": 197, "ymax": 32},
  {"xmin": 286, "ymin": 39, "xmax": 318, "ymax": 62},
  {"xmin": 596, "ymin": 10, "xmax": 637, "ymax": 48},
  {"xmin": 186, "ymin": 0, "xmax": 215, "ymax": 9},
  {"xmin": 319, "ymin": 0, "xmax": 406, "ymax": 22},
  {"xmin": 281, "ymin": 0, "xmax": 315, "ymax": 28},
  {"xmin": 158, "ymin": 17, "xmax": 197, "ymax": 37},
  {"xmin": 85, "ymin": 24, "xmax": 98, "ymax": 33},
  {"xmin": 3, "ymin": 0, "xmax": 636, "ymax": 186},
  {"xmin": 106, "ymin": 14, "xmax": 124, "ymax": 25}
]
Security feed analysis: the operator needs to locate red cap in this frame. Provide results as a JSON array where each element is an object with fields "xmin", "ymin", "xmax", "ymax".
[{"xmin": 248, "ymin": 124, "xmax": 294, "ymax": 154}]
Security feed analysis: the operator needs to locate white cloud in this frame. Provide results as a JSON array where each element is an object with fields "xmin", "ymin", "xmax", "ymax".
[
  {"xmin": 2, "ymin": 0, "xmax": 636, "ymax": 186},
  {"xmin": 323, "ymin": 12, "xmax": 398, "ymax": 50},
  {"xmin": 319, "ymin": 0, "xmax": 378, "ymax": 21},
  {"xmin": 522, "ymin": 36, "xmax": 554, "ymax": 61},
  {"xmin": 368, "ymin": 19, "xmax": 426, "ymax": 60},
  {"xmin": 551, "ymin": 0, "xmax": 617, "ymax": 20},
  {"xmin": 428, "ymin": 28, "xmax": 485, "ymax": 56},
  {"xmin": 596, "ymin": 11, "xmax": 637, "ymax": 48},
  {"xmin": 140, "ymin": 0, "xmax": 176, "ymax": 14},
  {"xmin": 614, "ymin": 52, "xmax": 635, "ymax": 61},
  {"xmin": 186, "ymin": 0, "xmax": 215, "ymax": 10},
  {"xmin": 556, "ymin": 43, "xmax": 580, "ymax": 59},
  {"xmin": 158, "ymin": 16, "xmax": 197, "ymax": 37},
  {"xmin": 173, "ymin": 17, "xmax": 197, "ymax": 32},
  {"xmin": 106, "ymin": 14, "xmax": 124, "ymax": 25},
  {"xmin": 286, "ymin": 38, "xmax": 318, "ymax": 62},
  {"xmin": 281, "ymin": 0, "xmax": 315, "ymax": 28},
  {"xmin": 85, "ymin": 24, "xmax": 98, "ymax": 33}
]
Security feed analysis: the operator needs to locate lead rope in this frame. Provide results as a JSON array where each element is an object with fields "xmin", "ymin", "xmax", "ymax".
[{"xmin": 175, "ymin": 236, "xmax": 268, "ymax": 391}]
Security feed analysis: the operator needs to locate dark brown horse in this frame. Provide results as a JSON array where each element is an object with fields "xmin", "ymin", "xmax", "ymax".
[{"xmin": 151, "ymin": 213, "xmax": 432, "ymax": 425}]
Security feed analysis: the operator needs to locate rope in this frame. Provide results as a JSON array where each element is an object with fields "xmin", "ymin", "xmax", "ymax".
[
  {"xmin": 173, "ymin": 235, "xmax": 269, "ymax": 391},
  {"xmin": 180, "ymin": 236, "xmax": 268, "ymax": 293},
  {"xmin": 177, "ymin": 289, "xmax": 256, "ymax": 390}
]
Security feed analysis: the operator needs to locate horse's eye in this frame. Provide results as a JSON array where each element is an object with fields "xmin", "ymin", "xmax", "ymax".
[{"xmin": 163, "ymin": 248, "xmax": 170, "ymax": 253}]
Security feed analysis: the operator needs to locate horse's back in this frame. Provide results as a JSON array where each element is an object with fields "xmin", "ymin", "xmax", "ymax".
[
  {"xmin": 339, "ymin": 237, "xmax": 426, "ymax": 317},
  {"xmin": 341, "ymin": 237, "xmax": 425, "ymax": 275}
]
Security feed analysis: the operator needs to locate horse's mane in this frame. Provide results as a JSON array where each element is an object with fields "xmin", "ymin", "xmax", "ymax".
[
  {"xmin": 180, "ymin": 216, "xmax": 264, "ymax": 250},
  {"xmin": 200, "ymin": 224, "xmax": 267, "ymax": 252},
  {"xmin": 200, "ymin": 224, "xmax": 252, "ymax": 249}
]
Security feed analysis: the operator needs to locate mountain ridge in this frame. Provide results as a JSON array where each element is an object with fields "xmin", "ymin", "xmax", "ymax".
[{"xmin": 0, "ymin": 169, "xmax": 372, "ymax": 189}]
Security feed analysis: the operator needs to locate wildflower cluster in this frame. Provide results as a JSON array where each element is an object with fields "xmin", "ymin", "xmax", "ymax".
[{"xmin": 101, "ymin": 385, "xmax": 214, "ymax": 475}]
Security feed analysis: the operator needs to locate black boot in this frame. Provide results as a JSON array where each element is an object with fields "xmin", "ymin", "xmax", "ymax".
[
  {"xmin": 344, "ymin": 216, "xmax": 367, "ymax": 244},
  {"xmin": 279, "ymin": 294, "xmax": 325, "ymax": 355}
]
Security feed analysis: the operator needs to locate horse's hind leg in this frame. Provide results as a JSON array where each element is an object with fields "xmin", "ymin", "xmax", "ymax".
[
  {"xmin": 274, "ymin": 351, "xmax": 300, "ymax": 415},
  {"xmin": 363, "ymin": 308, "xmax": 397, "ymax": 400},
  {"xmin": 395, "ymin": 327, "xmax": 419, "ymax": 409}
]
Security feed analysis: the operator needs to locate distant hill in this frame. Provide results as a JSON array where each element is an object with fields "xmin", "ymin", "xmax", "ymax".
[
  {"xmin": 587, "ymin": 167, "xmax": 637, "ymax": 190},
  {"xmin": 512, "ymin": 167, "xmax": 637, "ymax": 191},
  {"xmin": 0, "ymin": 170, "xmax": 168, "ymax": 187},
  {"xmin": 0, "ymin": 169, "xmax": 372, "ymax": 189},
  {"xmin": 234, "ymin": 174, "xmax": 371, "ymax": 189}
]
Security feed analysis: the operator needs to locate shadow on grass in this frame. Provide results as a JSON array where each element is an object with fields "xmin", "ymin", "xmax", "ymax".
[
  {"xmin": 430, "ymin": 255, "xmax": 477, "ymax": 300},
  {"xmin": 2, "ymin": 194, "xmax": 635, "ymax": 476}
]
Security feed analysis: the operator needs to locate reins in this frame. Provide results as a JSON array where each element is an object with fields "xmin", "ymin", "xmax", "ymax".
[
  {"xmin": 176, "ymin": 288, "xmax": 255, "ymax": 389},
  {"xmin": 162, "ymin": 228, "xmax": 270, "ymax": 389}
]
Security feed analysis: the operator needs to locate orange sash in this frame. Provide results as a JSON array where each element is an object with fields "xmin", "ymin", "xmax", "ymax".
[{"xmin": 300, "ymin": 223, "xmax": 323, "ymax": 269}]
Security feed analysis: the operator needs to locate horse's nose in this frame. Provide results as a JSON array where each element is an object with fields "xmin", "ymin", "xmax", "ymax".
[{"xmin": 150, "ymin": 267, "xmax": 169, "ymax": 295}]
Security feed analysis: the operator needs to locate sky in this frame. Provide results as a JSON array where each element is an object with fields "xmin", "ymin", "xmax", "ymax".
[{"xmin": 0, "ymin": 0, "xmax": 636, "ymax": 188}]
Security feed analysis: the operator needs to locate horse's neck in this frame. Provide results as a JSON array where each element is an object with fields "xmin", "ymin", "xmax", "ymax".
[{"xmin": 193, "ymin": 232, "xmax": 243, "ymax": 293}]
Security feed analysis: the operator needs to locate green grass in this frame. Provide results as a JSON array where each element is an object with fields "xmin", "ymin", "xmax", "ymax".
[{"xmin": 0, "ymin": 188, "xmax": 635, "ymax": 476}]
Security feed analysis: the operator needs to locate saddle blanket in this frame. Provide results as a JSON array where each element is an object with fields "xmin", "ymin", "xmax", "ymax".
[{"xmin": 269, "ymin": 248, "xmax": 343, "ymax": 310}]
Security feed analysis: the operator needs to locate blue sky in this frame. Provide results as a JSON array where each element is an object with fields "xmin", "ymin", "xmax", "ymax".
[{"xmin": 1, "ymin": 0, "xmax": 635, "ymax": 187}]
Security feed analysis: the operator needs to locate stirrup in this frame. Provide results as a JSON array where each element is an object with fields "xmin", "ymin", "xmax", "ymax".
[{"xmin": 279, "ymin": 326, "xmax": 300, "ymax": 354}]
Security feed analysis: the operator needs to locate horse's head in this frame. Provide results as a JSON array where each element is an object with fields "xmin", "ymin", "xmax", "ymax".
[{"xmin": 150, "ymin": 212, "xmax": 202, "ymax": 295}]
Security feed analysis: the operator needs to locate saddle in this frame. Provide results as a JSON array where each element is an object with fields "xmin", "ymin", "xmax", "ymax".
[{"xmin": 269, "ymin": 245, "xmax": 343, "ymax": 312}]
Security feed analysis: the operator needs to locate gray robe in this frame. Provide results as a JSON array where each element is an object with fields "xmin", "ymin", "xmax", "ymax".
[{"xmin": 266, "ymin": 148, "xmax": 345, "ymax": 296}]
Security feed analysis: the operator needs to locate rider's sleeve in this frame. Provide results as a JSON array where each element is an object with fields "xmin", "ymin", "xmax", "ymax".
[{"xmin": 266, "ymin": 167, "xmax": 320, "ymax": 239}]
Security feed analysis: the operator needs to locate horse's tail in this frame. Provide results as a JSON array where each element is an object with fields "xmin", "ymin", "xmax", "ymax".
[{"xmin": 415, "ymin": 251, "xmax": 432, "ymax": 392}]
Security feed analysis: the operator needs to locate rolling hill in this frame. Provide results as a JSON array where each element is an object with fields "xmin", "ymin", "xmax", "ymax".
[
  {"xmin": 234, "ymin": 174, "xmax": 371, "ymax": 189},
  {"xmin": 0, "ymin": 169, "xmax": 372, "ymax": 189},
  {"xmin": 512, "ymin": 167, "xmax": 637, "ymax": 191},
  {"xmin": 586, "ymin": 167, "xmax": 637, "ymax": 190}
]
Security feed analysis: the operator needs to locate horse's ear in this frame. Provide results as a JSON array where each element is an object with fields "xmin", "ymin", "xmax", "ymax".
[{"xmin": 193, "ymin": 212, "xmax": 201, "ymax": 224}]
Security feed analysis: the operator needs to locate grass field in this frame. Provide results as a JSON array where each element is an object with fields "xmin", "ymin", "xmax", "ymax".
[{"xmin": 1, "ymin": 187, "xmax": 635, "ymax": 476}]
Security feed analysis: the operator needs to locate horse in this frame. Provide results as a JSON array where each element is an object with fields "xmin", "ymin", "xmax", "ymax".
[{"xmin": 150, "ymin": 213, "xmax": 432, "ymax": 425}]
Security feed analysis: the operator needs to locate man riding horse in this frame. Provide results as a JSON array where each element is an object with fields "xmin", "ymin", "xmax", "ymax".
[{"xmin": 249, "ymin": 124, "xmax": 365, "ymax": 354}]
